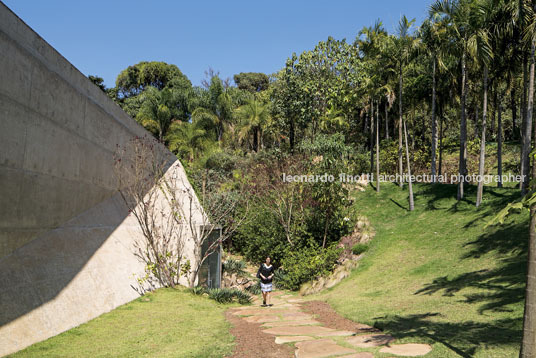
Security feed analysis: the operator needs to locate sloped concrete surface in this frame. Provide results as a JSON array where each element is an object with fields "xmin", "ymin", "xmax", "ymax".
[{"xmin": 0, "ymin": 3, "xmax": 204, "ymax": 355}]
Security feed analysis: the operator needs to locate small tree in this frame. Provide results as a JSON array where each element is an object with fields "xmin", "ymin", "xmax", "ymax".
[
  {"xmin": 114, "ymin": 135, "xmax": 189, "ymax": 289},
  {"xmin": 115, "ymin": 135, "xmax": 247, "ymax": 289}
]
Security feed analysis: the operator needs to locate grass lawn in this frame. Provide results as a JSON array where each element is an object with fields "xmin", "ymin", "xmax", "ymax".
[
  {"xmin": 11, "ymin": 288, "xmax": 236, "ymax": 358},
  {"xmin": 316, "ymin": 182, "xmax": 527, "ymax": 357}
]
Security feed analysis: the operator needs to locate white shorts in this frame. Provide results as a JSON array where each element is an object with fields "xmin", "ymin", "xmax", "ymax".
[{"xmin": 260, "ymin": 282, "xmax": 272, "ymax": 292}]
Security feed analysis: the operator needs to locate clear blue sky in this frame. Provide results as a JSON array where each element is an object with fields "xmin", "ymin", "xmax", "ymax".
[{"xmin": 3, "ymin": 0, "xmax": 431, "ymax": 88}]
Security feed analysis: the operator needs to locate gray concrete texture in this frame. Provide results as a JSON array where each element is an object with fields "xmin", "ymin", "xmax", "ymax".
[{"xmin": 0, "ymin": 2, "xmax": 203, "ymax": 355}]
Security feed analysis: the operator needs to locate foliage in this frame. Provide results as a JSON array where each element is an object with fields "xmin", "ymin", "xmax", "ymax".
[
  {"xmin": 190, "ymin": 287, "xmax": 252, "ymax": 304},
  {"xmin": 351, "ymin": 243, "xmax": 369, "ymax": 255},
  {"xmin": 277, "ymin": 244, "xmax": 342, "ymax": 291},
  {"xmin": 115, "ymin": 61, "xmax": 191, "ymax": 98},
  {"xmin": 234, "ymin": 72, "xmax": 270, "ymax": 92},
  {"xmin": 222, "ymin": 258, "xmax": 248, "ymax": 277}
]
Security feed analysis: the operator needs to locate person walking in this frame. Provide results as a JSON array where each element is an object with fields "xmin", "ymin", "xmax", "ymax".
[{"xmin": 257, "ymin": 256, "xmax": 274, "ymax": 307}]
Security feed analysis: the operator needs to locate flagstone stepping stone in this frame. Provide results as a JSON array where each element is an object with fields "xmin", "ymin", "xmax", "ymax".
[
  {"xmin": 346, "ymin": 333, "xmax": 395, "ymax": 347},
  {"xmin": 354, "ymin": 323, "xmax": 381, "ymax": 333},
  {"xmin": 262, "ymin": 325, "xmax": 354, "ymax": 337},
  {"xmin": 379, "ymin": 343, "xmax": 432, "ymax": 356},
  {"xmin": 262, "ymin": 319, "xmax": 320, "ymax": 327},
  {"xmin": 233, "ymin": 308, "xmax": 297, "ymax": 316},
  {"xmin": 274, "ymin": 335, "xmax": 315, "ymax": 344},
  {"xmin": 243, "ymin": 315, "xmax": 281, "ymax": 323},
  {"xmin": 294, "ymin": 339, "xmax": 356, "ymax": 358},
  {"xmin": 281, "ymin": 312, "xmax": 315, "ymax": 320}
]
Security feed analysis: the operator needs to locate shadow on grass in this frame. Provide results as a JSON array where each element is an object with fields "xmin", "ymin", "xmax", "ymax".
[
  {"xmin": 401, "ymin": 207, "xmax": 527, "ymax": 356},
  {"xmin": 374, "ymin": 313, "xmax": 521, "ymax": 358}
]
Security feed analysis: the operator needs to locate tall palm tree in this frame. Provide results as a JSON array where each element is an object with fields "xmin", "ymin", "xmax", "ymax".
[
  {"xmin": 470, "ymin": 0, "xmax": 493, "ymax": 208},
  {"xmin": 431, "ymin": 0, "xmax": 473, "ymax": 200},
  {"xmin": 395, "ymin": 15, "xmax": 418, "ymax": 188},
  {"xmin": 421, "ymin": 16, "xmax": 448, "ymax": 182},
  {"xmin": 234, "ymin": 97, "xmax": 271, "ymax": 152}
]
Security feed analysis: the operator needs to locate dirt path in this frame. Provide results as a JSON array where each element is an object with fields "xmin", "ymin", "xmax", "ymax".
[{"xmin": 225, "ymin": 291, "xmax": 433, "ymax": 358}]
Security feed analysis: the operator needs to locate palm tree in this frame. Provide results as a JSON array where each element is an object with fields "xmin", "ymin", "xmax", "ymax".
[
  {"xmin": 234, "ymin": 97, "xmax": 271, "ymax": 152},
  {"xmin": 421, "ymin": 16, "xmax": 448, "ymax": 182},
  {"xmin": 395, "ymin": 15, "xmax": 418, "ymax": 188},
  {"xmin": 137, "ymin": 87, "xmax": 181, "ymax": 142},
  {"xmin": 192, "ymin": 76, "xmax": 233, "ymax": 143},
  {"xmin": 431, "ymin": 0, "xmax": 473, "ymax": 200},
  {"xmin": 166, "ymin": 121, "xmax": 213, "ymax": 163},
  {"xmin": 470, "ymin": 0, "xmax": 493, "ymax": 208}
]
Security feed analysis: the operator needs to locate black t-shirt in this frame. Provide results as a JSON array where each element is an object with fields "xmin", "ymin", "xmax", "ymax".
[{"xmin": 257, "ymin": 263, "xmax": 274, "ymax": 284}]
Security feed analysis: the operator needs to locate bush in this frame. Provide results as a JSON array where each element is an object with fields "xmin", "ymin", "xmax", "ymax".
[
  {"xmin": 189, "ymin": 287, "xmax": 252, "ymax": 304},
  {"xmin": 278, "ymin": 245, "xmax": 342, "ymax": 291},
  {"xmin": 351, "ymin": 243, "xmax": 369, "ymax": 255},
  {"xmin": 246, "ymin": 281, "xmax": 261, "ymax": 295},
  {"xmin": 222, "ymin": 259, "xmax": 247, "ymax": 277}
]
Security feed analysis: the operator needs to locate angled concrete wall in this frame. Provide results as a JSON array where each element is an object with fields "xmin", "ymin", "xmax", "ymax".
[{"xmin": 0, "ymin": 2, "xmax": 203, "ymax": 355}]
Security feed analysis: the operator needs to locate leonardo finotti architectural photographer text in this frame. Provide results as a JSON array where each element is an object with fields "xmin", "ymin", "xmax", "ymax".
[{"xmin": 282, "ymin": 173, "xmax": 525, "ymax": 184}]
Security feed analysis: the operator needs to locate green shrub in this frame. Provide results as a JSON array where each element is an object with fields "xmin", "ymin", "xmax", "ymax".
[
  {"xmin": 204, "ymin": 288, "xmax": 252, "ymax": 304},
  {"xmin": 351, "ymin": 243, "xmax": 369, "ymax": 255},
  {"xmin": 273, "ymin": 268, "xmax": 288, "ymax": 289},
  {"xmin": 246, "ymin": 281, "xmax": 261, "ymax": 295},
  {"xmin": 222, "ymin": 259, "xmax": 247, "ymax": 277},
  {"xmin": 278, "ymin": 245, "xmax": 342, "ymax": 291}
]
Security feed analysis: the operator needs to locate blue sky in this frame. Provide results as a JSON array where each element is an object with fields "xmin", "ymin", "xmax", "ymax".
[{"xmin": 4, "ymin": 0, "xmax": 431, "ymax": 88}]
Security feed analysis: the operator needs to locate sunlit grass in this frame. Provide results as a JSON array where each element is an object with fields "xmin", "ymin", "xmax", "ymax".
[
  {"xmin": 11, "ymin": 288, "xmax": 236, "ymax": 358},
  {"xmin": 316, "ymin": 182, "xmax": 527, "ymax": 357}
]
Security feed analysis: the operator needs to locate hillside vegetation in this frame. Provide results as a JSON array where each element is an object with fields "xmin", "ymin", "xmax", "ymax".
[{"xmin": 317, "ymin": 182, "xmax": 527, "ymax": 357}]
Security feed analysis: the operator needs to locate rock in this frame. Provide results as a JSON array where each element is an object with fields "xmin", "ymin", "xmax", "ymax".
[
  {"xmin": 346, "ymin": 333, "xmax": 395, "ymax": 347},
  {"xmin": 379, "ymin": 343, "xmax": 433, "ymax": 356},
  {"xmin": 262, "ymin": 325, "xmax": 354, "ymax": 337},
  {"xmin": 262, "ymin": 320, "xmax": 320, "ymax": 327},
  {"xmin": 274, "ymin": 335, "xmax": 314, "ymax": 344},
  {"xmin": 243, "ymin": 315, "xmax": 280, "ymax": 323},
  {"xmin": 294, "ymin": 339, "xmax": 356, "ymax": 358}
]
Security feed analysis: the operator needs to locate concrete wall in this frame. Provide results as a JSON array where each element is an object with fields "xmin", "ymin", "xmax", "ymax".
[{"xmin": 0, "ymin": 3, "xmax": 203, "ymax": 355}]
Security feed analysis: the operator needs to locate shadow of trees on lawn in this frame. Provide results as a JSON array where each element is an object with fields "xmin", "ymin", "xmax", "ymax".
[
  {"xmin": 374, "ymin": 313, "xmax": 521, "ymax": 358},
  {"xmin": 379, "ymin": 184, "xmax": 527, "ymax": 357}
]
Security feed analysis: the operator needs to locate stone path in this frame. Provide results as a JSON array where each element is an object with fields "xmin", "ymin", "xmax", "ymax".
[{"xmin": 228, "ymin": 291, "xmax": 432, "ymax": 358}]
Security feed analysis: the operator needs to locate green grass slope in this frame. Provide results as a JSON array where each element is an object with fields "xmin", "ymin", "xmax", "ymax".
[
  {"xmin": 317, "ymin": 182, "xmax": 527, "ymax": 358},
  {"xmin": 11, "ymin": 288, "xmax": 235, "ymax": 358}
]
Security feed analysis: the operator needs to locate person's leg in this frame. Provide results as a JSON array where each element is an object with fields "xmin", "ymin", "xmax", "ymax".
[
  {"xmin": 266, "ymin": 291, "xmax": 270, "ymax": 306},
  {"xmin": 261, "ymin": 291, "xmax": 267, "ymax": 306}
]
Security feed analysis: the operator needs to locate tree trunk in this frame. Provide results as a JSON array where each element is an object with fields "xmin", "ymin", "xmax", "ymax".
[
  {"xmin": 376, "ymin": 100, "xmax": 380, "ymax": 193},
  {"xmin": 289, "ymin": 117, "xmax": 295, "ymax": 152},
  {"xmin": 498, "ymin": 98, "xmax": 503, "ymax": 188},
  {"xmin": 385, "ymin": 101, "xmax": 389, "ymax": 140},
  {"xmin": 476, "ymin": 66, "xmax": 488, "ymax": 208},
  {"xmin": 521, "ymin": 54, "xmax": 529, "ymax": 193},
  {"xmin": 474, "ymin": 102, "xmax": 479, "ymax": 139},
  {"xmin": 522, "ymin": 44, "xmax": 535, "ymax": 196},
  {"xmin": 490, "ymin": 89, "xmax": 496, "ymax": 138},
  {"xmin": 370, "ymin": 98, "xmax": 374, "ymax": 174},
  {"xmin": 404, "ymin": 120, "xmax": 414, "ymax": 211},
  {"xmin": 512, "ymin": 80, "xmax": 517, "ymax": 140},
  {"xmin": 439, "ymin": 111, "xmax": 443, "ymax": 177},
  {"xmin": 399, "ymin": 63, "xmax": 404, "ymax": 188},
  {"xmin": 520, "ymin": 28, "xmax": 536, "ymax": 358},
  {"xmin": 458, "ymin": 48, "xmax": 468, "ymax": 200},
  {"xmin": 253, "ymin": 127, "xmax": 259, "ymax": 152},
  {"xmin": 431, "ymin": 59, "xmax": 438, "ymax": 182}
]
